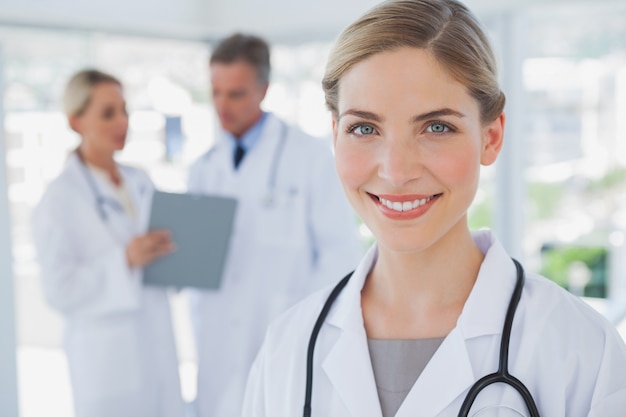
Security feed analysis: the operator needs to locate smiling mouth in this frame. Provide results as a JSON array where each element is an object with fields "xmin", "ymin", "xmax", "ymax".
[{"xmin": 370, "ymin": 193, "xmax": 442, "ymax": 212}]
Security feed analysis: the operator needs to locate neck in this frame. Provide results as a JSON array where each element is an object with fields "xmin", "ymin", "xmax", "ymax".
[
  {"xmin": 232, "ymin": 111, "xmax": 264, "ymax": 140},
  {"xmin": 77, "ymin": 144, "xmax": 120, "ymax": 185},
  {"xmin": 361, "ymin": 223, "xmax": 484, "ymax": 339}
]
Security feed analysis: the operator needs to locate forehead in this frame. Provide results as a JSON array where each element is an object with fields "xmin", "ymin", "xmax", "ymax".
[
  {"xmin": 337, "ymin": 47, "xmax": 476, "ymax": 116},
  {"xmin": 87, "ymin": 82, "xmax": 124, "ymax": 106},
  {"xmin": 210, "ymin": 60, "xmax": 259, "ymax": 86}
]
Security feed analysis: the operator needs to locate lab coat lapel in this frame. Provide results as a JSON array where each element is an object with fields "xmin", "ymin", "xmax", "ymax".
[
  {"xmin": 322, "ymin": 308, "xmax": 382, "ymax": 417},
  {"xmin": 67, "ymin": 153, "xmax": 130, "ymax": 243},
  {"xmin": 70, "ymin": 153, "xmax": 137, "ymax": 243},
  {"xmin": 205, "ymin": 140, "xmax": 233, "ymax": 194},
  {"xmin": 96, "ymin": 168, "xmax": 135, "ymax": 243},
  {"xmin": 395, "ymin": 327, "xmax": 475, "ymax": 417},
  {"xmin": 321, "ymin": 246, "xmax": 382, "ymax": 417},
  {"xmin": 397, "ymin": 231, "xmax": 518, "ymax": 416},
  {"xmin": 237, "ymin": 114, "xmax": 282, "ymax": 180},
  {"xmin": 120, "ymin": 167, "xmax": 151, "ymax": 234}
]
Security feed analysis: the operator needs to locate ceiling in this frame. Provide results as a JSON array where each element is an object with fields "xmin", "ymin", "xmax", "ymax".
[{"xmin": 0, "ymin": 0, "xmax": 616, "ymax": 43}]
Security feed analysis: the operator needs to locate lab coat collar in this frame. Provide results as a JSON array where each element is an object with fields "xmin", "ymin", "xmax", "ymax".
[
  {"xmin": 216, "ymin": 112, "xmax": 283, "ymax": 148},
  {"xmin": 67, "ymin": 151, "xmax": 120, "ymax": 199},
  {"xmin": 323, "ymin": 243, "xmax": 376, "ymax": 329},
  {"xmin": 65, "ymin": 151, "xmax": 147, "ymax": 236},
  {"xmin": 214, "ymin": 112, "xmax": 286, "ymax": 175},
  {"xmin": 223, "ymin": 111, "xmax": 268, "ymax": 153},
  {"xmin": 321, "ymin": 246, "xmax": 382, "ymax": 416},
  {"xmin": 118, "ymin": 166, "xmax": 151, "ymax": 233},
  {"xmin": 322, "ymin": 231, "xmax": 516, "ymax": 336},
  {"xmin": 321, "ymin": 230, "xmax": 517, "ymax": 416},
  {"xmin": 458, "ymin": 230, "xmax": 518, "ymax": 339}
]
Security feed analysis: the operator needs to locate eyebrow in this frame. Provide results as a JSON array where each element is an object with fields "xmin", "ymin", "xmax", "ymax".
[
  {"xmin": 338, "ymin": 108, "xmax": 466, "ymax": 122},
  {"xmin": 412, "ymin": 108, "xmax": 466, "ymax": 122},
  {"xmin": 338, "ymin": 109, "xmax": 382, "ymax": 122}
]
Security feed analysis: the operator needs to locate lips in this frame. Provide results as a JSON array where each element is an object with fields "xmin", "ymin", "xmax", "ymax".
[
  {"xmin": 369, "ymin": 192, "xmax": 442, "ymax": 214},
  {"xmin": 379, "ymin": 195, "xmax": 439, "ymax": 212}
]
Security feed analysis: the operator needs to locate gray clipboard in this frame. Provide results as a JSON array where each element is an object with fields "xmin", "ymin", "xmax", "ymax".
[{"xmin": 144, "ymin": 190, "xmax": 237, "ymax": 290}]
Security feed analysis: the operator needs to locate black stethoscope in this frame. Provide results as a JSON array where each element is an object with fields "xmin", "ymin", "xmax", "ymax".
[
  {"xmin": 75, "ymin": 149, "xmax": 125, "ymax": 222},
  {"xmin": 303, "ymin": 258, "xmax": 541, "ymax": 417}
]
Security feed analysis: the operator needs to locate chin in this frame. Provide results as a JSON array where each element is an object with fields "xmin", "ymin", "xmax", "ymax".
[
  {"xmin": 378, "ymin": 239, "xmax": 432, "ymax": 255},
  {"xmin": 112, "ymin": 144, "xmax": 125, "ymax": 153},
  {"xmin": 370, "ymin": 226, "xmax": 429, "ymax": 254}
]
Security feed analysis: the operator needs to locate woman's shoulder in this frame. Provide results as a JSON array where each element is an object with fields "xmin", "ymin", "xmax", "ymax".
[
  {"xmin": 521, "ymin": 272, "xmax": 626, "ymax": 411},
  {"xmin": 525, "ymin": 272, "xmax": 609, "ymax": 323},
  {"xmin": 39, "ymin": 161, "xmax": 84, "ymax": 201},
  {"xmin": 118, "ymin": 163, "xmax": 148, "ymax": 179},
  {"xmin": 263, "ymin": 284, "xmax": 337, "ymax": 350},
  {"xmin": 523, "ymin": 271, "xmax": 625, "ymax": 351}
]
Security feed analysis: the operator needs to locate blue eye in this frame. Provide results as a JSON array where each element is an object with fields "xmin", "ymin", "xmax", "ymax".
[
  {"xmin": 350, "ymin": 124, "xmax": 376, "ymax": 135},
  {"xmin": 427, "ymin": 122, "xmax": 450, "ymax": 133}
]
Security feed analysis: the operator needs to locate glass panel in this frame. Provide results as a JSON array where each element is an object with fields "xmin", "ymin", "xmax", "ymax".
[{"xmin": 522, "ymin": 2, "xmax": 626, "ymax": 299}]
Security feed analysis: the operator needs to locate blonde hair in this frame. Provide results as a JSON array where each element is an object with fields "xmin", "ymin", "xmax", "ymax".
[
  {"xmin": 63, "ymin": 69, "xmax": 122, "ymax": 117},
  {"xmin": 322, "ymin": 0, "xmax": 505, "ymax": 124}
]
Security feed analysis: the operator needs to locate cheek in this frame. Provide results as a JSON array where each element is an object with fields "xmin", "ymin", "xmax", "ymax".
[
  {"xmin": 82, "ymin": 118, "xmax": 102, "ymax": 137},
  {"xmin": 96, "ymin": 120, "xmax": 113, "ymax": 134},
  {"xmin": 239, "ymin": 100, "xmax": 255, "ymax": 118},
  {"xmin": 334, "ymin": 141, "xmax": 370, "ymax": 192},
  {"xmin": 436, "ymin": 146, "xmax": 481, "ymax": 189}
]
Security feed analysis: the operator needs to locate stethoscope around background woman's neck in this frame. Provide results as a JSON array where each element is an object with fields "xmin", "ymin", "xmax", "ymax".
[
  {"xmin": 75, "ymin": 148, "xmax": 125, "ymax": 222},
  {"xmin": 303, "ymin": 258, "xmax": 541, "ymax": 417}
]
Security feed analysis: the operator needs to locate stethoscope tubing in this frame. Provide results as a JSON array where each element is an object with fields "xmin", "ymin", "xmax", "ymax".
[
  {"xmin": 75, "ymin": 149, "xmax": 113, "ymax": 221},
  {"xmin": 267, "ymin": 122, "xmax": 288, "ymax": 195},
  {"xmin": 458, "ymin": 259, "xmax": 540, "ymax": 417},
  {"xmin": 303, "ymin": 271, "xmax": 352, "ymax": 417},
  {"xmin": 303, "ymin": 259, "xmax": 541, "ymax": 417},
  {"xmin": 75, "ymin": 149, "xmax": 127, "ymax": 223}
]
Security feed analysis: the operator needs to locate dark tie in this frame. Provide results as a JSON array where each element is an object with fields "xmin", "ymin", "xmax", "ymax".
[{"xmin": 233, "ymin": 144, "xmax": 246, "ymax": 170}]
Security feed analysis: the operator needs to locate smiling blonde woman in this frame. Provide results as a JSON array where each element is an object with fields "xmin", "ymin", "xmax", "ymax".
[{"xmin": 241, "ymin": 1, "xmax": 626, "ymax": 417}]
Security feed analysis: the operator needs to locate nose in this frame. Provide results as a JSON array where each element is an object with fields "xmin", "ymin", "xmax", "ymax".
[
  {"xmin": 378, "ymin": 135, "xmax": 423, "ymax": 186},
  {"xmin": 117, "ymin": 112, "xmax": 129, "ymax": 133},
  {"xmin": 212, "ymin": 91, "xmax": 227, "ymax": 113},
  {"xmin": 212, "ymin": 92, "xmax": 222, "ymax": 109}
]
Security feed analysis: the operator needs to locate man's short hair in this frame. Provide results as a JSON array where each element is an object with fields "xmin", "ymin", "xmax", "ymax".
[{"xmin": 210, "ymin": 33, "xmax": 271, "ymax": 85}]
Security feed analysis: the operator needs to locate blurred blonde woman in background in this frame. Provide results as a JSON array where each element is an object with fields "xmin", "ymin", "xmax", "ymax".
[{"xmin": 32, "ymin": 69, "xmax": 184, "ymax": 417}]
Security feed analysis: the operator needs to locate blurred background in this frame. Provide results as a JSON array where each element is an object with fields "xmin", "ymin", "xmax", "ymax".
[{"xmin": 1, "ymin": 0, "xmax": 626, "ymax": 416}]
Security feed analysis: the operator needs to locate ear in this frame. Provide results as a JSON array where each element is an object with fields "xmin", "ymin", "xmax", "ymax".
[
  {"xmin": 331, "ymin": 117, "xmax": 339, "ymax": 150},
  {"xmin": 259, "ymin": 82, "xmax": 269, "ymax": 101},
  {"xmin": 480, "ymin": 112, "xmax": 505, "ymax": 166},
  {"xmin": 68, "ymin": 114, "xmax": 82, "ymax": 134}
]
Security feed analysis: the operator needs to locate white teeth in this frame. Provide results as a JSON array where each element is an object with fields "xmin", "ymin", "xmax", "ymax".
[{"xmin": 379, "ymin": 196, "xmax": 435, "ymax": 212}]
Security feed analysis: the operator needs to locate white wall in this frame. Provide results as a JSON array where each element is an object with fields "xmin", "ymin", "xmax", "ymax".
[
  {"xmin": 0, "ymin": 0, "xmax": 212, "ymax": 39},
  {"xmin": 0, "ymin": 0, "xmax": 377, "ymax": 41}
]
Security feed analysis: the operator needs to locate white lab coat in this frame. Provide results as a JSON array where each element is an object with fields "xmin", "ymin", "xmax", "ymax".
[
  {"xmin": 243, "ymin": 230, "xmax": 626, "ymax": 417},
  {"xmin": 32, "ymin": 153, "xmax": 184, "ymax": 417},
  {"xmin": 188, "ymin": 113, "xmax": 363, "ymax": 417}
]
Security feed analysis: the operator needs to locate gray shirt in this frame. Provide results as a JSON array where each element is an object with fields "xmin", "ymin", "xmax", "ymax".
[{"xmin": 367, "ymin": 337, "xmax": 445, "ymax": 417}]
